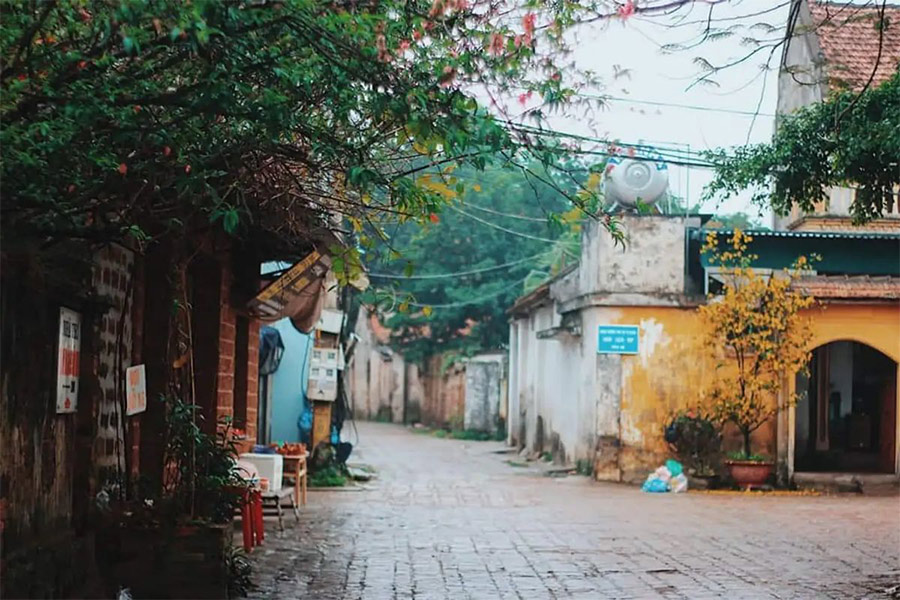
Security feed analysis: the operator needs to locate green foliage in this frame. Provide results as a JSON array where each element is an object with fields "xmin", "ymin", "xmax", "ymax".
[
  {"xmin": 575, "ymin": 459, "xmax": 593, "ymax": 476},
  {"xmin": 725, "ymin": 451, "xmax": 770, "ymax": 463},
  {"xmin": 163, "ymin": 396, "xmax": 245, "ymax": 524},
  {"xmin": 664, "ymin": 409, "xmax": 722, "ymax": 477},
  {"xmin": 224, "ymin": 546, "xmax": 254, "ymax": 599},
  {"xmin": 308, "ymin": 466, "xmax": 348, "ymax": 488},
  {"xmin": 705, "ymin": 71, "xmax": 900, "ymax": 223},
  {"xmin": 705, "ymin": 212, "xmax": 765, "ymax": 230},
  {"xmin": 1, "ymin": 0, "xmax": 617, "ymax": 257},
  {"xmin": 361, "ymin": 165, "xmax": 581, "ymax": 362},
  {"xmin": 444, "ymin": 428, "xmax": 497, "ymax": 441}
]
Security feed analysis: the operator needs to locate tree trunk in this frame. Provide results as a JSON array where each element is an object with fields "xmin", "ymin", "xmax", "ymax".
[{"xmin": 742, "ymin": 428, "xmax": 752, "ymax": 459}]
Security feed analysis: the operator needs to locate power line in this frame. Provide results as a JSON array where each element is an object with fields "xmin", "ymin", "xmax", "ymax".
[
  {"xmin": 368, "ymin": 252, "xmax": 549, "ymax": 280},
  {"xmin": 600, "ymin": 94, "xmax": 777, "ymax": 118},
  {"xmin": 407, "ymin": 276, "xmax": 529, "ymax": 308},
  {"xmin": 504, "ymin": 121, "xmax": 723, "ymax": 168},
  {"xmin": 449, "ymin": 205, "xmax": 579, "ymax": 254},
  {"xmin": 465, "ymin": 202, "xmax": 551, "ymax": 222}
]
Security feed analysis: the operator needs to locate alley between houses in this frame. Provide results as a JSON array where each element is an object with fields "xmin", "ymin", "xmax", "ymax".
[{"xmin": 246, "ymin": 422, "xmax": 900, "ymax": 599}]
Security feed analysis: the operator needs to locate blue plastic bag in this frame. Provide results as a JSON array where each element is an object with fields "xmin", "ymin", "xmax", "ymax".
[{"xmin": 642, "ymin": 478, "xmax": 669, "ymax": 493}]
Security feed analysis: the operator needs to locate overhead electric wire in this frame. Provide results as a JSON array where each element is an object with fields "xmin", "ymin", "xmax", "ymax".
[
  {"xmin": 448, "ymin": 205, "xmax": 579, "ymax": 255},
  {"xmin": 368, "ymin": 251, "xmax": 549, "ymax": 280},
  {"xmin": 407, "ymin": 276, "xmax": 530, "ymax": 308},
  {"xmin": 465, "ymin": 202, "xmax": 552, "ymax": 222},
  {"xmin": 597, "ymin": 94, "xmax": 777, "ymax": 118},
  {"xmin": 502, "ymin": 121, "xmax": 723, "ymax": 169}
]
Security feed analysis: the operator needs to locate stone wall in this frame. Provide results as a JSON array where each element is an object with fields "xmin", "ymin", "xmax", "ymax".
[
  {"xmin": 464, "ymin": 355, "xmax": 504, "ymax": 433},
  {"xmin": 348, "ymin": 311, "xmax": 406, "ymax": 422}
]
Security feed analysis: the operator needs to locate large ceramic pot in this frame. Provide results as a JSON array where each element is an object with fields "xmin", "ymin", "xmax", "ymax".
[{"xmin": 725, "ymin": 460, "xmax": 774, "ymax": 489}]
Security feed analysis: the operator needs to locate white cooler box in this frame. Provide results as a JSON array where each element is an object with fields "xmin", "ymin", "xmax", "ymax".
[{"xmin": 238, "ymin": 452, "xmax": 283, "ymax": 491}]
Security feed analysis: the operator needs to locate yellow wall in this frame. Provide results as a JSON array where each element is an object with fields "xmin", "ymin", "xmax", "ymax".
[
  {"xmin": 806, "ymin": 303, "xmax": 900, "ymax": 362},
  {"xmin": 606, "ymin": 301, "xmax": 899, "ymax": 480}
]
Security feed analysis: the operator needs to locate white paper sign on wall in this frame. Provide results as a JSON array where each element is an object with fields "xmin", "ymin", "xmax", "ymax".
[
  {"xmin": 56, "ymin": 307, "xmax": 82, "ymax": 414},
  {"xmin": 126, "ymin": 364, "xmax": 147, "ymax": 416}
]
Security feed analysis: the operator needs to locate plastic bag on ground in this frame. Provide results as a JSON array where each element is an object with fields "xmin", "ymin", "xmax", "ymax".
[
  {"xmin": 670, "ymin": 473, "xmax": 688, "ymax": 493},
  {"xmin": 665, "ymin": 459, "xmax": 683, "ymax": 477},
  {"xmin": 642, "ymin": 477, "xmax": 669, "ymax": 493},
  {"xmin": 653, "ymin": 466, "xmax": 672, "ymax": 483}
]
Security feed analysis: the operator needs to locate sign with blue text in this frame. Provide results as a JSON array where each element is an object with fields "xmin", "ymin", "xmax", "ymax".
[{"xmin": 597, "ymin": 325, "xmax": 639, "ymax": 354}]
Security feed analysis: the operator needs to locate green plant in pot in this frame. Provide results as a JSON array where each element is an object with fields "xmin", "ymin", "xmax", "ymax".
[
  {"xmin": 164, "ymin": 396, "xmax": 247, "ymax": 524},
  {"xmin": 98, "ymin": 396, "xmax": 251, "ymax": 598},
  {"xmin": 699, "ymin": 230, "xmax": 814, "ymax": 489}
]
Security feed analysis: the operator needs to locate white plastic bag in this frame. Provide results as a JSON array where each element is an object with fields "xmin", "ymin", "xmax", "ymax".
[
  {"xmin": 653, "ymin": 466, "xmax": 672, "ymax": 483},
  {"xmin": 670, "ymin": 473, "xmax": 688, "ymax": 493}
]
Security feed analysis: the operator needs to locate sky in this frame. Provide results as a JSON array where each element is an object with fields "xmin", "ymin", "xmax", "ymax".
[{"xmin": 529, "ymin": 1, "xmax": 794, "ymax": 225}]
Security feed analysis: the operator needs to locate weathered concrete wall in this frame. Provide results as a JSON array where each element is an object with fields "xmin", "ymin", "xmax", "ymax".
[
  {"xmin": 463, "ymin": 354, "xmax": 504, "ymax": 433},
  {"xmin": 580, "ymin": 216, "xmax": 688, "ymax": 298},
  {"xmin": 776, "ymin": 0, "xmax": 824, "ymax": 119},
  {"xmin": 405, "ymin": 362, "xmax": 425, "ymax": 424},
  {"xmin": 348, "ymin": 310, "xmax": 406, "ymax": 423}
]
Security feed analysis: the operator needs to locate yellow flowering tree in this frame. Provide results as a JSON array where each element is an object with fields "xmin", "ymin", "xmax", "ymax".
[{"xmin": 699, "ymin": 230, "xmax": 815, "ymax": 460}]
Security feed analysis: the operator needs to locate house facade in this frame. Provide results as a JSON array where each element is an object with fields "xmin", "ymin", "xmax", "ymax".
[
  {"xmin": 507, "ymin": 216, "xmax": 900, "ymax": 484},
  {"xmin": 506, "ymin": 0, "xmax": 900, "ymax": 486},
  {"xmin": 0, "ymin": 225, "xmax": 340, "ymax": 596},
  {"xmin": 775, "ymin": 0, "xmax": 900, "ymax": 230}
]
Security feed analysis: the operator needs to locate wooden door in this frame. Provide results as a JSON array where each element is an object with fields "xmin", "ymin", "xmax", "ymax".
[{"xmin": 878, "ymin": 368, "xmax": 897, "ymax": 473}]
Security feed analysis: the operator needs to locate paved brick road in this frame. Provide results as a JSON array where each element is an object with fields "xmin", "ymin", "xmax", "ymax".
[{"xmin": 247, "ymin": 422, "xmax": 900, "ymax": 599}]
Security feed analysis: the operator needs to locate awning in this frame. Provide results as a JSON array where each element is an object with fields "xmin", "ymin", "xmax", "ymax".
[{"xmin": 248, "ymin": 250, "xmax": 331, "ymax": 331}]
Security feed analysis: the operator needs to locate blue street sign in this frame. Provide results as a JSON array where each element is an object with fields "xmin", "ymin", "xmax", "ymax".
[{"xmin": 597, "ymin": 325, "xmax": 639, "ymax": 354}]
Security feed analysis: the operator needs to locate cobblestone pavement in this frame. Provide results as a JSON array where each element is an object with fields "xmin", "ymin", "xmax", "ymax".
[{"xmin": 246, "ymin": 422, "xmax": 900, "ymax": 599}]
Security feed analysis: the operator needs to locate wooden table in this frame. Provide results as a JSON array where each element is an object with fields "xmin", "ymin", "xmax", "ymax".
[{"xmin": 281, "ymin": 453, "xmax": 308, "ymax": 508}]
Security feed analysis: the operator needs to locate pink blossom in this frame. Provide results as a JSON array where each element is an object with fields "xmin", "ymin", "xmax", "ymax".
[
  {"xmin": 398, "ymin": 40, "xmax": 411, "ymax": 51},
  {"xmin": 522, "ymin": 13, "xmax": 536, "ymax": 44},
  {"xmin": 454, "ymin": 0, "xmax": 468, "ymax": 11},
  {"xmin": 523, "ymin": 13, "xmax": 536, "ymax": 33},
  {"xmin": 618, "ymin": 0, "xmax": 636, "ymax": 20},
  {"xmin": 489, "ymin": 33, "xmax": 505, "ymax": 56},
  {"xmin": 550, "ymin": 72, "xmax": 561, "ymax": 81},
  {"xmin": 517, "ymin": 91, "xmax": 533, "ymax": 106},
  {"xmin": 429, "ymin": 0, "xmax": 445, "ymax": 19}
]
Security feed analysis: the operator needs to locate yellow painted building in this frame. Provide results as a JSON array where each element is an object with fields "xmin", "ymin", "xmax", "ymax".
[{"xmin": 507, "ymin": 216, "xmax": 900, "ymax": 485}]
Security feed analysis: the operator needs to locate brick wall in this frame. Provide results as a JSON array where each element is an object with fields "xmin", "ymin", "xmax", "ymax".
[
  {"xmin": 246, "ymin": 318, "xmax": 261, "ymax": 442},
  {"xmin": 212, "ymin": 256, "xmax": 260, "ymax": 450},
  {"xmin": 90, "ymin": 245, "xmax": 135, "ymax": 485},
  {"xmin": 216, "ymin": 266, "xmax": 236, "ymax": 427}
]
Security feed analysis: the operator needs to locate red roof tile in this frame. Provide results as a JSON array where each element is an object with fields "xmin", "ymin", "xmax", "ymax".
[
  {"xmin": 793, "ymin": 274, "xmax": 900, "ymax": 299},
  {"xmin": 808, "ymin": 1, "xmax": 900, "ymax": 90}
]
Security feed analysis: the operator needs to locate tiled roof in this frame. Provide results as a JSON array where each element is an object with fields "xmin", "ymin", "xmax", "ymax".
[
  {"xmin": 793, "ymin": 275, "xmax": 900, "ymax": 299},
  {"xmin": 808, "ymin": 1, "xmax": 900, "ymax": 90}
]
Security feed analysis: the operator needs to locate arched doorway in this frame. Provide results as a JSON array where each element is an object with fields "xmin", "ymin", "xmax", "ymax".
[{"xmin": 795, "ymin": 341, "xmax": 898, "ymax": 473}]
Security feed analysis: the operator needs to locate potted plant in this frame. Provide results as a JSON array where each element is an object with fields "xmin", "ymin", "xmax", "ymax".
[
  {"xmin": 699, "ymin": 230, "xmax": 815, "ymax": 489},
  {"xmin": 96, "ymin": 397, "xmax": 250, "ymax": 598}
]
